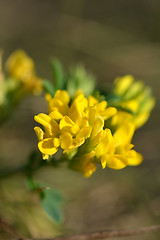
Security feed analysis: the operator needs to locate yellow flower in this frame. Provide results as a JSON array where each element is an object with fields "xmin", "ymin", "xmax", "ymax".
[
  {"xmin": 114, "ymin": 75, "xmax": 135, "ymax": 96},
  {"xmin": 34, "ymin": 90, "xmax": 117, "ymax": 161},
  {"xmin": 70, "ymin": 121, "xmax": 142, "ymax": 176},
  {"xmin": 34, "ymin": 113, "xmax": 60, "ymax": 159},
  {"xmin": 34, "ymin": 89, "xmax": 142, "ymax": 177},
  {"xmin": 34, "ymin": 90, "xmax": 89, "ymax": 159},
  {"xmin": 70, "ymin": 152, "xmax": 97, "ymax": 178},
  {"xmin": 5, "ymin": 50, "xmax": 42, "ymax": 94},
  {"xmin": 6, "ymin": 50, "xmax": 34, "ymax": 79},
  {"xmin": 111, "ymin": 75, "xmax": 155, "ymax": 128},
  {"xmin": 94, "ymin": 122, "xmax": 142, "ymax": 170}
]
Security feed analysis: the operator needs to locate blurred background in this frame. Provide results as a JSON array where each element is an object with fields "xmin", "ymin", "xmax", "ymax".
[{"xmin": 0, "ymin": 0, "xmax": 160, "ymax": 239}]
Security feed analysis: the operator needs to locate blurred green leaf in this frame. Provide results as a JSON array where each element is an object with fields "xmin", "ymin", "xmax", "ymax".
[
  {"xmin": 51, "ymin": 59, "xmax": 64, "ymax": 90},
  {"xmin": 66, "ymin": 77, "xmax": 78, "ymax": 97},
  {"xmin": 42, "ymin": 79, "xmax": 55, "ymax": 97},
  {"xmin": 41, "ymin": 188, "xmax": 64, "ymax": 224},
  {"xmin": 26, "ymin": 177, "xmax": 40, "ymax": 191},
  {"xmin": 106, "ymin": 93, "xmax": 123, "ymax": 105},
  {"xmin": 66, "ymin": 65, "xmax": 95, "ymax": 97},
  {"xmin": 116, "ymin": 106, "xmax": 135, "ymax": 115}
]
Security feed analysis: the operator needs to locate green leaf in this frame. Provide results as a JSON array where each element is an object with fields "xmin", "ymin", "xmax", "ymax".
[
  {"xmin": 66, "ymin": 65, "xmax": 95, "ymax": 97},
  {"xmin": 51, "ymin": 59, "xmax": 64, "ymax": 90},
  {"xmin": 42, "ymin": 79, "xmax": 55, "ymax": 97},
  {"xmin": 106, "ymin": 93, "xmax": 123, "ymax": 105},
  {"xmin": 26, "ymin": 177, "xmax": 40, "ymax": 191},
  {"xmin": 116, "ymin": 106, "xmax": 135, "ymax": 115},
  {"xmin": 41, "ymin": 188, "xmax": 64, "ymax": 224}
]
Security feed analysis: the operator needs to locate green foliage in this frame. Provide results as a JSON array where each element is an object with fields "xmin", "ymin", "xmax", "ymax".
[
  {"xmin": 51, "ymin": 59, "xmax": 65, "ymax": 90},
  {"xmin": 106, "ymin": 94, "xmax": 123, "ymax": 104},
  {"xmin": 27, "ymin": 175, "xmax": 64, "ymax": 224},
  {"xmin": 42, "ymin": 60, "xmax": 96, "ymax": 98},
  {"xmin": 66, "ymin": 65, "xmax": 95, "ymax": 97},
  {"xmin": 42, "ymin": 79, "xmax": 55, "ymax": 97},
  {"xmin": 115, "ymin": 106, "xmax": 135, "ymax": 115},
  {"xmin": 26, "ymin": 177, "xmax": 40, "ymax": 191},
  {"xmin": 41, "ymin": 188, "xmax": 64, "ymax": 224}
]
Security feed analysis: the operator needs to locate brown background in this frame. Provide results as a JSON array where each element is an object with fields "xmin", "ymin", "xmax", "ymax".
[{"xmin": 0, "ymin": 1, "xmax": 160, "ymax": 239}]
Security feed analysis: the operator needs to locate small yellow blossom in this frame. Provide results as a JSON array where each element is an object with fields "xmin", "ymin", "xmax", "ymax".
[
  {"xmin": 70, "ymin": 152, "xmax": 97, "ymax": 178},
  {"xmin": 34, "ymin": 89, "xmax": 142, "ymax": 177},
  {"xmin": 34, "ymin": 90, "xmax": 117, "ymax": 160},
  {"xmin": 93, "ymin": 122, "xmax": 142, "ymax": 170},
  {"xmin": 5, "ymin": 50, "xmax": 42, "ymax": 94},
  {"xmin": 69, "ymin": 113, "xmax": 142, "ymax": 176},
  {"xmin": 113, "ymin": 75, "xmax": 134, "ymax": 96},
  {"xmin": 111, "ymin": 75, "xmax": 155, "ymax": 129},
  {"xmin": 6, "ymin": 50, "xmax": 35, "ymax": 79}
]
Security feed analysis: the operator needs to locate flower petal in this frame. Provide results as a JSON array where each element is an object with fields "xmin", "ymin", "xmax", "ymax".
[
  {"xmin": 59, "ymin": 116, "xmax": 74, "ymax": 130},
  {"xmin": 83, "ymin": 162, "xmax": 97, "ymax": 178},
  {"xmin": 103, "ymin": 154, "xmax": 127, "ymax": 169},
  {"xmin": 127, "ymin": 149, "xmax": 143, "ymax": 166},
  {"xmin": 68, "ymin": 100, "xmax": 82, "ymax": 123},
  {"xmin": 49, "ymin": 110, "xmax": 63, "ymax": 120},
  {"xmin": 91, "ymin": 115, "xmax": 104, "ymax": 138},
  {"xmin": 38, "ymin": 138, "xmax": 58, "ymax": 156},
  {"xmin": 88, "ymin": 96, "xmax": 98, "ymax": 106},
  {"xmin": 34, "ymin": 113, "xmax": 52, "ymax": 135},
  {"xmin": 60, "ymin": 132, "xmax": 73, "ymax": 150},
  {"xmin": 54, "ymin": 90, "xmax": 70, "ymax": 104},
  {"xmin": 94, "ymin": 129, "xmax": 114, "ymax": 158},
  {"xmin": 114, "ymin": 75, "xmax": 134, "ymax": 96},
  {"xmin": 100, "ymin": 107, "xmax": 117, "ymax": 120},
  {"xmin": 113, "ymin": 122, "xmax": 135, "ymax": 147},
  {"xmin": 97, "ymin": 101, "xmax": 107, "ymax": 111},
  {"xmin": 34, "ymin": 126, "xmax": 44, "ymax": 141}
]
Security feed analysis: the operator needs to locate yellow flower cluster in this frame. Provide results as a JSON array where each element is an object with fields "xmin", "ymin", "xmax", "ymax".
[
  {"xmin": 5, "ymin": 50, "xmax": 42, "ymax": 95},
  {"xmin": 34, "ymin": 90, "xmax": 142, "ymax": 177},
  {"xmin": 111, "ymin": 75, "xmax": 155, "ymax": 129},
  {"xmin": 0, "ymin": 50, "xmax": 43, "ymax": 125}
]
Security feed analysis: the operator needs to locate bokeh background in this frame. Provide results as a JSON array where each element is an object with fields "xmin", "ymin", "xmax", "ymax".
[{"xmin": 0, "ymin": 0, "xmax": 160, "ymax": 239}]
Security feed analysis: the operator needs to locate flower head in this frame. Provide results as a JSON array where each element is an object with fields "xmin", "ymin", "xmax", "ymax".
[
  {"xmin": 34, "ymin": 90, "xmax": 116, "ymax": 159},
  {"xmin": 34, "ymin": 89, "xmax": 142, "ymax": 177},
  {"xmin": 5, "ymin": 50, "xmax": 42, "ymax": 95},
  {"xmin": 110, "ymin": 75, "xmax": 155, "ymax": 129}
]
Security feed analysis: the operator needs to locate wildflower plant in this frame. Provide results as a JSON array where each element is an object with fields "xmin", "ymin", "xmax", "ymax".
[
  {"xmin": 34, "ymin": 68, "xmax": 154, "ymax": 178},
  {"xmin": 0, "ymin": 50, "xmax": 42, "ymax": 125},
  {"xmin": 0, "ymin": 50, "xmax": 155, "ymax": 229}
]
